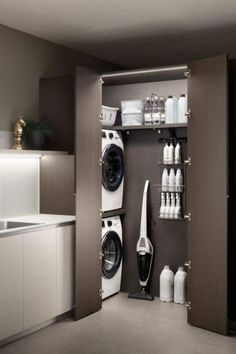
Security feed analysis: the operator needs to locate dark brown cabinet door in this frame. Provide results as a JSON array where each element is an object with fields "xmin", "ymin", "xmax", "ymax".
[
  {"xmin": 187, "ymin": 55, "xmax": 228, "ymax": 334},
  {"xmin": 75, "ymin": 66, "xmax": 102, "ymax": 319}
]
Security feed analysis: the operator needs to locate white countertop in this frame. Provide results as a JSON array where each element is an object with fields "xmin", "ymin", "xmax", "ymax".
[{"xmin": 0, "ymin": 214, "xmax": 75, "ymax": 237}]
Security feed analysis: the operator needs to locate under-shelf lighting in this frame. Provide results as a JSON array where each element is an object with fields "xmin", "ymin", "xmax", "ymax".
[{"xmin": 102, "ymin": 65, "xmax": 188, "ymax": 79}]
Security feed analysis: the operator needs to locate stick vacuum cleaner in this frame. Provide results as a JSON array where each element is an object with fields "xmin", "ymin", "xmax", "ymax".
[{"xmin": 128, "ymin": 180, "xmax": 154, "ymax": 301}]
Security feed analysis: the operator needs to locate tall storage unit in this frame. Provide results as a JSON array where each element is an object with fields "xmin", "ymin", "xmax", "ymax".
[
  {"xmin": 39, "ymin": 54, "xmax": 234, "ymax": 335},
  {"xmin": 74, "ymin": 55, "xmax": 232, "ymax": 335}
]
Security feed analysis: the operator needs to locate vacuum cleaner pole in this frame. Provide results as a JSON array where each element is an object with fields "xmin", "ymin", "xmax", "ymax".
[{"xmin": 128, "ymin": 180, "xmax": 154, "ymax": 301}]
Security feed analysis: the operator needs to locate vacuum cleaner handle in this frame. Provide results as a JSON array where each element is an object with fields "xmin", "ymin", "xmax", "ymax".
[{"xmin": 140, "ymin": 180, "xmax": 149, "ymax": 238}]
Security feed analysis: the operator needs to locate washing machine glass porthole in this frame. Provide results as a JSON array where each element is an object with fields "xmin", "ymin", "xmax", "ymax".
[
  {"xmin": 102, "ymin": 144, "xmax": 124, "ymax": 192},
  {"xmin": 102, "ymin": 231, "xmax": 122, "ymax": 279}
]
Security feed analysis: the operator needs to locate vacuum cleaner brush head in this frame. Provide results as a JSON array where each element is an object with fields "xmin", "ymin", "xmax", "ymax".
[{"xmin": 128, "ymin": 289, "xmax": 154, "ymax": 301}]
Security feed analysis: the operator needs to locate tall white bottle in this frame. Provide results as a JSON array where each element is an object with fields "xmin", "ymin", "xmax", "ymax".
[
  {"xmin": 167, "ymin": 142, "xmax": 174, "ymax": 164},
  {"xmin": 163, "ymin": 143, "xmax": 169, "ymax": 164},
  {"xmin": 169, "ymin": 168, "xmax": 176, "ymax": 192},
  {"xmin": 165, "ymin": 96, "xmax": 178, "ymax": 124},
  {"xmin": 175, "ymin": 169, "xmax": 183, "ymax": 192},
  {"xmin": 174, "ymin": 143, "xmax": 181, "ymax": 164},
  {"xmin": 164, "ymin": 193, "xmax": 170, "ymax": 219},
  {"xmin": 169, "ymin": 193, "xmax": 175, "ymax": 219},
  {"xmin": 160, "ymin": 192, "xmax": 165, "ymax": 218},
  {"xmin": 160, "ymin": 265, "xmax": 174, "ymax": 302},
  {"xmin": 174, "ymin": 267, "xmax": 187, "ymax": 304},
  {"xmin": 161, "ymin": 168, "xmax": 169, "ymax": 192},
  {"xmin": 174, "ymin": 194, "xmax": 181, "ymax": 219},
  {"xmin": 178, "ymin": 94, "xmax": 188, "ymax": 123}
]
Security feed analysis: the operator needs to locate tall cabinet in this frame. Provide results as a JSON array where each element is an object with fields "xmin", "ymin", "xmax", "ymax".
[{"xmin": 74, "ymin": 54, "xmax": 233, "ymax": 335}]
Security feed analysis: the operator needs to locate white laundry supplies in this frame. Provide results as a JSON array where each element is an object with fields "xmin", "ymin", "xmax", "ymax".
[
  {"xmin": 160, "ymin": 265, "xmax": 174, "ymax": 302},
  {"xmin": 178, "ymin": 94, "xmax": 188, "ymax": 123},
  {"xmin": 174, "ymin": 267, "xmax": 187, "ymax": 304},
  {"xmin": 165, "ymin": 96, "xmax": 178, "ymax": 124}
]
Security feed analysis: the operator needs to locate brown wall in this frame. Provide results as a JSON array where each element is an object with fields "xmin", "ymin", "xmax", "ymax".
[{"xmin": 0, "ymin": 24, "xmax": 116, "ymax": 131}]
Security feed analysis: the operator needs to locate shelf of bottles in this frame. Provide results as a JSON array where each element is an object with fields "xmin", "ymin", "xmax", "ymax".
[{"xmin": 157, "ymin": 138, "xmax": 187, "ymax": 221}]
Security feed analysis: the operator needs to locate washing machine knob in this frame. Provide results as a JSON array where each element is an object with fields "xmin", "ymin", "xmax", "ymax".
[
  {"xmin": 109, "ymin": 133, "xmax": 113, "ymax": 139},
  {"xmin": 107, "ymin": 220, "xmax": 112, "ymax": 227}
]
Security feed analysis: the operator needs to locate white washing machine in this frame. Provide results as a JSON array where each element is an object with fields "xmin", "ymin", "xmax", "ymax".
[
  {"xmin": 102, "ymin": 130, "xmax": 124, "ymax": 212},
  {"xmin": 102, "ymin": 216, "xmax": 123, "ymax": 299}
]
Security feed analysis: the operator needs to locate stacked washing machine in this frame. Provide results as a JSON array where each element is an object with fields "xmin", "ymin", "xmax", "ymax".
[{"xmin": 101, "ymin": 129, "xmax": 124, "ymax": 299}]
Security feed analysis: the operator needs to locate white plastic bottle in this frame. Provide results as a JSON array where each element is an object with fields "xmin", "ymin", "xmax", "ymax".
[
  {"xmin": 174, "ymin": 267, "xmax": 187, "ymax": 304},
  {"xmin": 160, "ymin": 192, "xmax": 165, "ymax": 218},
  {"xmin": 164, "ymin": 193, "xmax": 170, "ymax": 219},
  {"xmin": 165, "ymin": 96, "xmax": 178, "ymax": 124},
  {"xmin": 175, "ymin": 169, "xmax": 183, "ymax": 192},
  {"xmin": 178, "ymin": 94, "xmax": 188, "ymax": 123},
  {"xmin": 168, "ymin": 168, "xmax": 176, "ymax": 192},
  {"xmin": 174, "ymin": 194, "xmax": 181, "ymax": 219},
  {"xmin": 161, "ymin": 168, "xmax": 169, "ymax": 192},
  {"xmin": 167, "ymin": 142, "xmax": 174, "ymax": 164},
  {"xmin": 160, "ymin": 265, "xmax": 174, "ymax": 302},
  {"xmin": 163, "ymin": 143, "xmax": 169, "ymax": 164},
  {"xmin": 174, "ymin": 143, "xmax": 181, "ymax": 164},
  {"xmin": 169, "ymin": 193, "xmax": 175, "ymax": 219}
]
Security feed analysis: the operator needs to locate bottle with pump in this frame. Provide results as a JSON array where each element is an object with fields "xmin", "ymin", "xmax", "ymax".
[
  {"xmin": 152, "ymin": 95, "xmax": 159, "ymax": 125},
  {"xmin": 160, "ymin": 265, "xmax": 174, "ymax": 302},
  {"xmin": 169, "ymin": 168, "xmax": 176, "ymax": 192},
  {"xmin": 169, "ymin": 193, "xmax": 175, "ymax": 219},
  {"xmin": 167, "ymin": 142, "xmax": 174, "ymax": 164},
  {"xmin": 174, "ymin": 143, "xmax": 181, "ymax": 164},
  {"xmin": 164, "ymin": 193, "xmax": 170, "ymax": 219},
  {"xmin": 174, "ymin": 194, "xmax": 181, "ymax": 219},
  {"xmin": 160, "ymin": 193, "xmax": 165, "ymax": 218},
  {"xmin": 176, "ymin": 169, "xmax": 183, "ymax": 192},
  {"xmin": 144, "ymin": 97, "xmax": 152, "ymax": 125},
  {"xmin": 178, "ymin": 94, "xmax": 188, "ymax": 123},
  {"xmin": 165, "ymin": 96, "xmax": 178, "ymax": 124},
  {"xmin": 159, "ymin": 97, "xmax": 165, "ymax": 124},
  {"xmin": 174, "ymin": 267, "xmax": 187, "ymax": 304},
  {"xmin": 161, "ymin": 168, "xmax": 169, "ymax": 192}
]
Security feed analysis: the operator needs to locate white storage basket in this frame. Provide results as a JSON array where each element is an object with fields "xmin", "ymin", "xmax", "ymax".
[{"xmin": 101, "ymin": 105, "xmax": 119, "ymax": 126}]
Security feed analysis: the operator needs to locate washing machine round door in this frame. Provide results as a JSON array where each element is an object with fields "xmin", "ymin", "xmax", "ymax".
[
  {"xmin": 102, "ymin": 231, "xmax": 122, "ymax": 279},
  {"xmin": 102, "ymin": 144, "xmax": 124, "ymax": 192}
]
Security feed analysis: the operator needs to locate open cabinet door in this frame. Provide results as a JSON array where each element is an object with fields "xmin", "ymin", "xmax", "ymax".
[
  {"xmin": 187, "ymin": 55, "xmax": 228, "ymax": 334},
  {"xmin": 75, "ymin": 66, "xmax": 102, "ymax": 319}
]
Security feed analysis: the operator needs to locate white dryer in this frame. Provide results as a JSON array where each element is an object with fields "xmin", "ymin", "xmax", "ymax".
[
  {"xmin": 102, "ymin": 130, "xmax": 124, "ymax": 212},
  {"xmin": 102, "ymin": 216, "xmax": 123, "ymax": 299}
]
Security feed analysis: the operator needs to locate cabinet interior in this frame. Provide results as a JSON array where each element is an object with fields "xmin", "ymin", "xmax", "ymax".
[{"xmin": 103, "ymin": 77, "xmax": 188, "ymax": 296}]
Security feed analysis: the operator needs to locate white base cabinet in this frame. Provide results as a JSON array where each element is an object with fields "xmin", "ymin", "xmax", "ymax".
[
  {"xmin": 23, "ymin": 229, "xmax": 57, "ymax": 329},
  {"xmin": 0, "ymin": 236, "xmax": 24, "ymax": 340},
  {"xmin": 0, "ymin": 223, "xmax": 75, "ymax": 342},
  {"xmin": 56, "ymin": 225, "xmax": 75, "ymax": 315}
]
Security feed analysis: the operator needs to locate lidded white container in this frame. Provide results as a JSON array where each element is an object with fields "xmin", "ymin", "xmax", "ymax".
[
  {"xmin": 169, "ymin": 193, "xmax": 175, "ymax": 219},
  {"xmin": 161, "ymin": 168, "xmax": 169, "ymax": 192},
  {"xmin": 163, "ymin": 143, "xmax": 169, "ymax": 164},
  {"xmin": 164, "ymin": 192, "xmax": 170, "ymax": 219},
  {"xmin": 167, "ymin": 142, "xmax": 174, "ymax": 164},
  {"xmin": 174, "ymin": 266, "xmax": 187, "ymax": 304},
  {"xmin": 178, "ymin": 94, "xmax": 188, "ymax": 123},
  {"xmin": 168, "ymin": 168, "xmax": 176, "ymax": 192},
  {"xmin": 160, "ymin": 265, "xmax": 174, "ymax": 302},
  {"xmin": 176, "ymin": 169, "xmax": 183, "ymax": 192},
  {"xmin": 165, "ymin": 96, "xmax": 178, "ymax": 124},
  {"xmin": 174, "ymin": 143, "xmax": 181, "ymax": 164}
]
